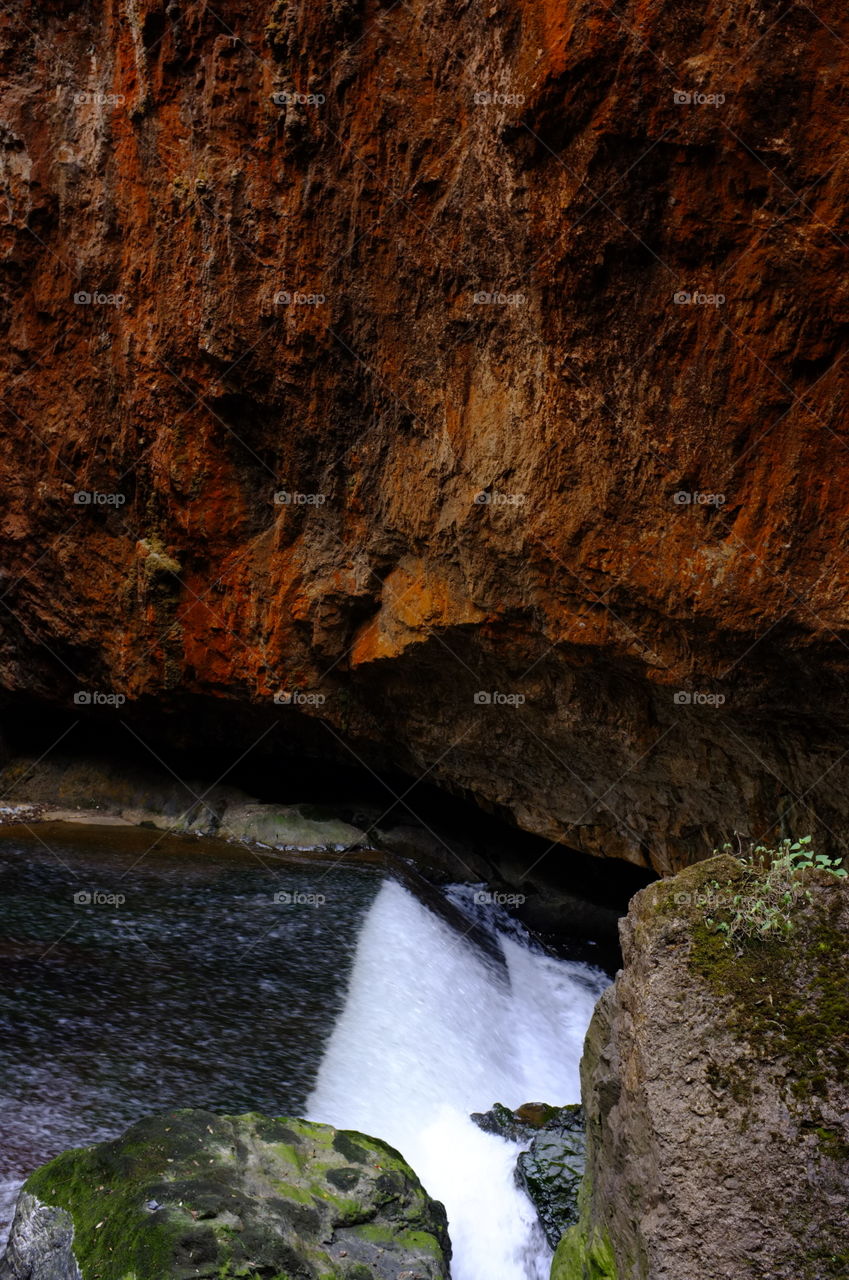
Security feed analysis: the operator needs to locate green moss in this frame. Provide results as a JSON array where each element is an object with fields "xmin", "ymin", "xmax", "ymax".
[
  {"xmin": 676, "ymin": 864, "xmax": 849, "ymax": 1276},
  {"xmin": 26, "ymin": 1146, "xmax": 183, "ymax": 1280},
  {"xmin": 814, "ymin": 1127, "xmax": 849, "ymax": 1161},
  {"xmin": 345, "ymin": 1223, "xmax": 444, "ymax": 1264},
  {"xmin": 332, "ymin": 1132, "xmax": 369, "ymax": 1164},
  {"xmin": 688, "ymin": 897, "xmax": 849, "ymax": 1103},
  {"xmin": 798, "ymin": 1244, "xmax": 849, "ymax": 1278},
  {"xmin": 550, "ymin": 1224, "xmax": 619, "ymax": 1279},
  {"xmin": 572, "ymin": 860, "xmax": 848, "ymax": 1280},
  {"xmin": 268, "ymin": 1141, "xmax": 301, "ymax": 1166},
  {"xmin": 21, "ymin": 1111, "xmax": 449, "ymax": 1280},
  {"xmin": 319, "ymin": 1189, "xmax": 373, "ymax": 1224},
  {"xmin": 633, "ymin": 856, "xmax": 849, "ymax": 1107},
  {"xmin": 269, "ymin": 1179, "xmax": 314, "ymax": 1204},
  {"xmin": 347, "ymin": 1223, "xmax": 395, "ymax": 1245},
  {"xmin": 393, "ymin": 1229, "xmax": 446, "ymax": 1260}
]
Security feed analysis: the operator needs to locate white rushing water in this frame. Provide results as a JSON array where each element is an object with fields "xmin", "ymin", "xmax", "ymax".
[{"xmin": 308, "ymin": 880, "xmax": 609, "ymax": 1280}]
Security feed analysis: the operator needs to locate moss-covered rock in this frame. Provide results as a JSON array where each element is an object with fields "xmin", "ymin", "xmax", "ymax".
[
  {"xmin": 0, "ymin": 1110, "xmax": 451, "ymax": 1280},
  {"xmin": 471, "ymin": 1101, "xmax": 577, "ymax": 1143},
  {"xmin": 562, "ymin": 856, "xmax": 849, "ymax": 1280},
  {"xmin": 550, "ymin": 1225, "xmax": 618, "ymax": 1280},
  {"xmin": 218, "ymin": 802, "xmax": 366, "ymax": 850}
]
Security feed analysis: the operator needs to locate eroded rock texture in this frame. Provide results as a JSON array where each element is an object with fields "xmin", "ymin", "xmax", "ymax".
[
  {"xmin": 1, "ymin": 0, "xmax": 849, "ymax": 869},
  {"xmin": 0, "ymin": 1193, "xmax": 81, "ymax": 1280},
  {"xmin": 556, "ymin": 857, "xmax": 849, "ymax": 1279}
]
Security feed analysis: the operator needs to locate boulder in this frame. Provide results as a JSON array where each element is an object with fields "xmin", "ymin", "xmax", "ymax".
[
  {"xmin": 471, "ymin": 1102, "xmax": 585, "ymax": 1249},
  {"xmin": 218, "ymin": 802, "xmax": 367, "ymax": 850},
  {"xmin": 515, "ymin": 1108, "xmax": 585, "ymax": 1249},
  {"xmin": 0, "ymin": 1110, "xmax": 451, "ymax": 1280},
  {"xmin": 555, "ymin": 856, "xmax": 849, "ymax": 1280}
]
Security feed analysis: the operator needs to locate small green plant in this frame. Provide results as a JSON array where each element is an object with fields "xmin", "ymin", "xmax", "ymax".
[{"xmin": 706, "ymin": 836, "xmax": 846, "ymax": 948}]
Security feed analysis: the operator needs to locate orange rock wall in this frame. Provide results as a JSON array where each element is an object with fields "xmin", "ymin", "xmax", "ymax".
[{"xmin": 2, "ymin": 0, "xmax": 849, "ymax": 870}]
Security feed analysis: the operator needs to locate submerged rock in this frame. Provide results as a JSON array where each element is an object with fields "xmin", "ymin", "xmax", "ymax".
[
  {"xmin": 556, "ymin": 856, "xmax": 849, "ymax": 1280},
  {"xmin": 0, "ymin": 1109, "xmax": 451, "ymax": 1280}
]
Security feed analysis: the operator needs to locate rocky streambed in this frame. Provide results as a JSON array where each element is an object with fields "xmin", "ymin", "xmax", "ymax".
[{"xmin": 0, "ymin": 1104, "xmax": 591, "ymax": 1280}]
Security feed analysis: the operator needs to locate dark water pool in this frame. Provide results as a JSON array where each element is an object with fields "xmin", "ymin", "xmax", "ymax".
[{"xmin": 0, "ymin": 824, "xmax": 384, "ymax": 1234}]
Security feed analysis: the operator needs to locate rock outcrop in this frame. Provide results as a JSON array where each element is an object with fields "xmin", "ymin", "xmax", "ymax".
[
  {"xmin": 0, "ymin": 751, "xmax": 373, "ymax": 847},
  {"xmin": 515, "ymin": 1109, "xmax": 585, "ymax": 1251},
  {"xmin": 555, "ymin": 856, "xmax": 849, "ymax": 1279},
  {"xmin": 472, "ymin": 1102, "xmax": 586, "ymax": 1250},
  {"xmin": 0, "ymin": 1110, "xmax": 451, "ymax": 1280},
  {"xmin": 2, "ymin": 0, "xmax": 849, "ymax": 869}
]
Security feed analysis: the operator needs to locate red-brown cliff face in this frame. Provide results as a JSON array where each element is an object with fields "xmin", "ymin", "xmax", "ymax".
[{"xmin": 1, "ymin": 0, "xmax": 848, "ymax": 872}]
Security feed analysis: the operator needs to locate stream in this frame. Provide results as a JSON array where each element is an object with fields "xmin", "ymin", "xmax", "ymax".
[{"xmin": 0, "ymin": 825, "xmax": 608, "ymax": 1278}]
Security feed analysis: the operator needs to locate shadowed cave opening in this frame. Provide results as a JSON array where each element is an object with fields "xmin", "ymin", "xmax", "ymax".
[{"xmin": 0, "ymin": 691, "xmax": 655, "ymax": 972}]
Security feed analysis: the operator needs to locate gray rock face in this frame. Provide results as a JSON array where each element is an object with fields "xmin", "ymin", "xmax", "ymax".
[
  {"xmin": 0, "ymin": 1193, "xmax": 81, "ymax": 1280},
  {"xmin": 555, "ymin": 857, "xmax": 849, "ymax": 1280},
  {"xmin": 0, "ymin": 1110, "xmax": 451, "ymax": 1280}
]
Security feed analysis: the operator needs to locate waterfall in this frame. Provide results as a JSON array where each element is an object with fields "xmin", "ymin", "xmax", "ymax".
[{"xmin": 307, "ymin": 879, "xmax": 608, "ymax": 1280}]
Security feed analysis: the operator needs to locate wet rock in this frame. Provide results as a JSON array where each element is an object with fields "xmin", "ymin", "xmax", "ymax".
[
  {"xmin": 0, "ymin": 1110, "xmax": 451, "ymax": 1280},
  {"xmin": 0, "ymin": 1193, "xmax": 81, "ymax": 1280},
  {"xmin": 471, "ymin": 1102, "xmax": 585, "ymax": 1248},
  {"xmin": 515, "ymin": 1109, "xmax": 585, "ymax": 1249},
  {"xmin": 471, "ymin": 1100, "xmax": 579, "ymax": 1143}
]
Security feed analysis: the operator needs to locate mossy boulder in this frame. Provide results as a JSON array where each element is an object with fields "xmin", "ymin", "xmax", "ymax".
[
  {"xmin": 471, "ymin": 1101, "xmax": 576, "ymax": 1143},
  {"xmin": 0, "ymin": 1110, "xmax": 451, "ymax": 1280},
  {"xmin": 559, "ymin": 855, "xmax": 849, "ymax": 1280}
]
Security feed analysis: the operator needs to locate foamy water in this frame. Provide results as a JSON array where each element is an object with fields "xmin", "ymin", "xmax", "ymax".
[{"xmin": 308, "ymin": 880, "xmax": 608, "ymax": 1280}]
